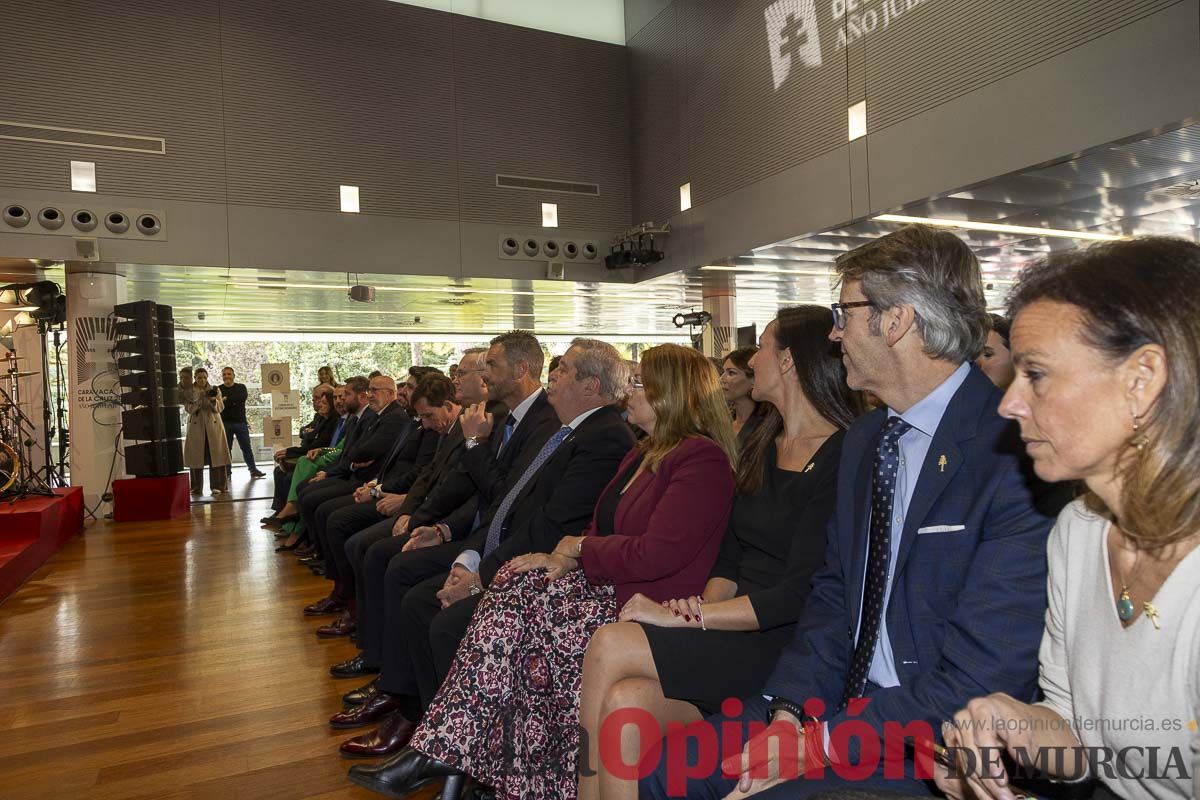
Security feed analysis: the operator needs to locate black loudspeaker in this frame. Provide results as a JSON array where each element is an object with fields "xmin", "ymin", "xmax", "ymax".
[
  {"xmin": 122, "ymin": 408, "xmax": 182, "ymax": 440},
  {"xmin": 124, "ymin": 441, "xmax": 184, "ymax": 477},
  {"xmin": 115, "ymin": 300, "xmax": 183, "ymax": 478}
]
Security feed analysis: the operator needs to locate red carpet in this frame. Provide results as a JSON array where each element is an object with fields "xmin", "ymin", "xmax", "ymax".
[{"xmin": 0, "ymin": 487, "xmax": 84, "ymax": 603}]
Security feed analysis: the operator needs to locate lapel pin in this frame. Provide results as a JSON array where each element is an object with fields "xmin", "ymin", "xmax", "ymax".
[
  {"xmin": 937, "ymin": 454, "xmax": 947, "ymax": 473},
  {"xmin": 804, "ymin": 462, "xmax": 814, "ymax": 473}
]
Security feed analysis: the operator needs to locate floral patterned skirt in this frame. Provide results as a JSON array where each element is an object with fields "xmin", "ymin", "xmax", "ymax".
[{"xmin": 409, "ymin": 564, "xmax": 617, "ymax": 800}]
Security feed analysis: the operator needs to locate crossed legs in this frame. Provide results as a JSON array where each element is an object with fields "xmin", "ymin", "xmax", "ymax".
[{"xmin": 578, "ymin": 622, "xmax": 702, "ymax": 800}]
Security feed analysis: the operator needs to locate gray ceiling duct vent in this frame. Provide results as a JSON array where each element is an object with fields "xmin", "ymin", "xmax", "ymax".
[
  {"xmin": 495, "ymin": 174, "xmax": 600, "ymax": 196},
  {"xmin": 1161, "ymin": 180, "xmax": 1200, "ymax": 198},
  {"xmin": 0, "ymin": 121, "xmax": 165, "ymax": 154}
]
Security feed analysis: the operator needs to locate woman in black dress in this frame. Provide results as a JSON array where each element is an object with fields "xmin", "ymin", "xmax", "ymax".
[{"xmin": 577, "ymin": 305, "xmax": 863, "ymax": 800}]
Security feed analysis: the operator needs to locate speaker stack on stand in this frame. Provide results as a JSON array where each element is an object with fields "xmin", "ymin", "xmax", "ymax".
[{"xmin": 114, "ymin": 301, "xmax": 183, "ymax": 477}]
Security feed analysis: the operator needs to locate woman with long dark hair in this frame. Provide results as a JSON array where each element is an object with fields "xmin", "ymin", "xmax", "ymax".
[
  {"xmin": 721, "ymin": 346, "xmax": 766, "ymax": 444},
  {"xmin": 577, "ymin": 305, "xmax": 864, "ymax": 800}
]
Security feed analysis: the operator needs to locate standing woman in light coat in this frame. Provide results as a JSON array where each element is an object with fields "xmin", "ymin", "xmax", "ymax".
[{"xmin": 184, "ymin": 367, "xmax": 232, "ymax": 495}]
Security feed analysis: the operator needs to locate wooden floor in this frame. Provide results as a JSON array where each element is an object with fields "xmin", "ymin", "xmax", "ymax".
[{"xmin": 0, "ymin": 477, "xmax": 400, "ymax": 800}]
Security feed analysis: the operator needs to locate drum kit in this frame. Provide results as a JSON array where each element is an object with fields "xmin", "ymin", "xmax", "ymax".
[{"xmin": 1, "ymin": 350, "xmax": 52, "ymax": 498}]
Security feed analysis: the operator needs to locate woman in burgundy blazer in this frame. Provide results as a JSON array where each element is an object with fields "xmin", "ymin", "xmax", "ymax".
[
  {"xmin": 576, "ymin": 435, "xmax": 736, "ymax": 605},
  {"xmin": 383, "ymin": 344, "xmax": 737, "ymax": 800}
]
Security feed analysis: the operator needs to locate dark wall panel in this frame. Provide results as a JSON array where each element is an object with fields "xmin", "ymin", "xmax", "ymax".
[
  {"xmin": 628, "ymin": 2, "xmax": 685, "ymax": 224},
  {"xmin": 219, "ymin": 0, "xmax": 460, "ymax": 219},
  {"xmin": 865, "ymin": 0, "xmax": 1185, "ymax": 130},
  {"xmin": 0, "ymin": 0, "xmax": 227, "ymax": 202},
  {"xmin": 453, "ymin": 16, "xmax": 631, "ymax": 230},
  {"xmin": 684, "ymin": 0, "xmax": 847, "ymax": 206}
]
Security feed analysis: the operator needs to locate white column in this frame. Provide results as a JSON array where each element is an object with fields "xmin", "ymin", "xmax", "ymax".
[
  {"xmin": 65, "ymin": 263, "xmax": 128, "ymax": 509},
  {"xmin": 701, "ymin": 271, "xmax": 737, "ymax": 358},
  {"xmin": 11, "ymin": 322, "xmax": 48, "ymax": 477}
]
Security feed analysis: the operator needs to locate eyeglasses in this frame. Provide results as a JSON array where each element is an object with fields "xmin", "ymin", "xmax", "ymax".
[
  {"xmin": 830, "ymin": 301, "xmax": 872, "ymax": 330},
  {"xmin": 629, "ymin": 376, "xmax": 644, "ymax": 390}
]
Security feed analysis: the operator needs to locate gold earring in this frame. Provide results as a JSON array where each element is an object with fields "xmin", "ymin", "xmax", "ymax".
[{"xmin": 1131, "ymin": 410, "xmax": 1149, "ymax": 452}]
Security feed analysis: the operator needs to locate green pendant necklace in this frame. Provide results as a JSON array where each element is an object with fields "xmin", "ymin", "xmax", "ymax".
[{"xmin": 1116, "ymin": 546, "xmax": 1162, "ymax": 629}]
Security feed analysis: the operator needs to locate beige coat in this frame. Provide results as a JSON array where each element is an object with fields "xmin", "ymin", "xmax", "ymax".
[{"xmin": 183, "ymin": 387, "xmax": 232, "ymax": 468}]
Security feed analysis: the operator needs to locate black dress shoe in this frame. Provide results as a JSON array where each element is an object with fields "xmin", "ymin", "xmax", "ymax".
[
  {"xmin": 250, "ymin": 470, "xmax": 267, "ymax": 478},
  {"xmin": 329, "ymin": 691, "xmax": 401, "ymax": 729},
  {"xmin": 343, "ymin": 676, "xmax": 379, "ymax": 706},
  {"xmin": 330, "ymin": 653, "xmax": 380, "ymax": 679},
  {"xmin": 348, "ymin": 747, "xmax": 467, "ymax": 800},
  {"xmin": 297, "ymin": 554, "xmax": 322, "ymax": 565}
]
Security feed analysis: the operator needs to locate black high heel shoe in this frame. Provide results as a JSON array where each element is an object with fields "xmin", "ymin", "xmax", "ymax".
[
  {"xmin": 274, "ymin": 534, "xmax": 301, "ymax": 552},
  {"xmin": 347, "ymin": 748, "xmax": 467, "ymax": 800}
]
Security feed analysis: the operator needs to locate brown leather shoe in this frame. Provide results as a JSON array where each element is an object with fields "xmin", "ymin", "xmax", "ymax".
[
  {"xmin": 303, "ymin": 595, "xmax": 346, "ymax": 617},
  {"xmin": 316, "ymin": 609, "xmax": 356, "ymax": 638},
  {"xmin": 339, "ymin": 710, "xmax": 417, "ymax": 758},
  {"xmin": 329, "ymin": 691, "xmax": 401, "ymax": 729}
]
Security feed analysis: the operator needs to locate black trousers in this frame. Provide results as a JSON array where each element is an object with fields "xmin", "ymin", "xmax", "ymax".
[
  {"xmin": 351, "ymin": 522, "xmax": 406, "ymax": 666},
  {"xmin": 375, "ymin": 544, "xmax": 464, "ymax": 700},
  {"xmin": 297, "ymin": 477, "xmax": 355, "ymax": 555},
  {"xmin": 397, "ymin": 576, "xmax": 483, "ymax": 709},
  {"xmin": 271, "ymin": 464, "xmax": 291, "ymax": 510},
  {"xmin": 323, "ymin": 500, "xmax": 389, "ymax": 598}
]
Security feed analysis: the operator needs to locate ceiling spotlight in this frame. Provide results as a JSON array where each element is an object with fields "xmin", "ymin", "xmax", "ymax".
[{"xmin": 672, "ymin": 310, "xmax": 711, "ymax": 328}]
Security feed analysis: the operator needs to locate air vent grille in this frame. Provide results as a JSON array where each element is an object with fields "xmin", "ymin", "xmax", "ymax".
[
  {"xmin": 0, "ymin": 121, "xmax": 165, "ymax": 155},
  {"xmin": 495, "ymin": 174, "xmax": 600, "ymax": 196}
]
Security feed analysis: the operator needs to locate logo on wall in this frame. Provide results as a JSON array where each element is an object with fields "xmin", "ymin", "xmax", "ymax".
[
  {"xmin": 73, "ymin": 316, "xmax": 121, "ymax": 410},
  {"xmin": 766, "ymin": 0, "xmax": 934, "ymax": 90},
  {"xmin": 765, "ymin": 0, "xmax": 823, "ymax": 89}
]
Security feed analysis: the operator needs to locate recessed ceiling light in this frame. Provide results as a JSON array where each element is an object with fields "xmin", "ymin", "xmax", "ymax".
[
  {"xmin": 542, "ymin": 203, "xmax": 558, "ymax": 228},
  {"xmin": 70, "ymin": 160, "xmax": 97, "ymax": 192},
  {"xmin": 848, "ymin": 101, "xmax": 867, "ymax": 142},
  {"xmin": 874, "ymin": 214, "xmax": 1127, "ymax": 242},
  {"xmin": 340, "ymin": 185, "xmax": 360, "ymax": 213},
  {"xmin": 680, "ymin": 183, "xmax": 692, "ymax": 212}
]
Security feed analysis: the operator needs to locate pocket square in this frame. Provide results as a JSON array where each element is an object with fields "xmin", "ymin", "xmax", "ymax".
[{"xmin": 917, "ymin": 524, "xmax": 965, "ymax": 534}]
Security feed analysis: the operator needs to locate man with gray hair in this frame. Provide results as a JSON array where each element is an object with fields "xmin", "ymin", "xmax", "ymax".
[
  {"xmin": 341, "ymin": 338, "xmax": 636, "ymax": 766},
  {"xmin": 640, "ymin": 225, "xmax": 1063, "ymax": 799}
]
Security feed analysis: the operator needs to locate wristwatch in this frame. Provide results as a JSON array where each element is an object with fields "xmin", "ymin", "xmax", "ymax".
[
  {"xmin": 464, "ymin": 436, "xmax": 482, "ymax": 450},
  {"xmin": 766, "ymin": 696, "xmax": 816, "ymax": 727}
]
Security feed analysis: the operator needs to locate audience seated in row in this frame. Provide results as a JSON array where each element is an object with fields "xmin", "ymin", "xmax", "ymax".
[{"xmin": 260, "ymin": 227, "xmax": 1200, "ymax": 800}]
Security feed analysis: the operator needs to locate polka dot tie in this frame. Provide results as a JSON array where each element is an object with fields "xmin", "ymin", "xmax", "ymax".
[{"xmin": 839, "ymin": 416, "xmax": 911, "ymax": 711}]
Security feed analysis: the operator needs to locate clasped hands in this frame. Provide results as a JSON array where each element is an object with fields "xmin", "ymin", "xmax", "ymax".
[
  {"xmin": 619, "ymin": 592, "xmax": 705, "ymax": 627},
  {"xmin": 507, "ymin": 535, "xmax": 585, "ymax": 582}
]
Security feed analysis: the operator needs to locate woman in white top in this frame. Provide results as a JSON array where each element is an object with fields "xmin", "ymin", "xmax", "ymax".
[{"xmin": 935, "ymin": 237, "xmax": 1200, "ymax": 800}]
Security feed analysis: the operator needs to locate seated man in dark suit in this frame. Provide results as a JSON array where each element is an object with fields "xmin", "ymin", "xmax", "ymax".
[
  {"xmin": 312, "ymin": 374, "xmax": 461, "ymax": 639},
  {"xmin": 327, "ymin": 332, "xmax": 556, "ymax": 691},
  {"xmin": 334, "ymin": 338, "xmax": 636, "ymax": 761},
  {"xmin": 297, "ymin": 375, "xmax": 417, "ymax": 611},
  {"xmin": 640, "ymin": 225, "xmax": 1066, "ymax": 799}
]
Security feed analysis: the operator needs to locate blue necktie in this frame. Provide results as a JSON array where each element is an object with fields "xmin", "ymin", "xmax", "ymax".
[
  {"xmin": 483, "ymin": 425, "xmax": 572, "ymax": 555},
  {"xmin": 840, "ymin": 416, "xmax": 911, "ymax": 709},
  {"xmin": 330, "ymin": 417, "xmax": 346, "ymax": 447},
  {"xmin": 497, "ymin": 413, "xmax": 517, "ymax": 456}
]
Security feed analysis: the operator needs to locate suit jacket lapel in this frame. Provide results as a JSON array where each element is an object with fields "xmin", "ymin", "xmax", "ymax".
[
  {"xmin": 893, "ymin": 434, "xmax": 962, "ymax": 575},
  {"xmin": 893, "ymin": 369, "xmax": 991, "ymax": 576}
]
